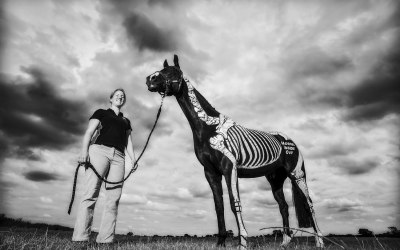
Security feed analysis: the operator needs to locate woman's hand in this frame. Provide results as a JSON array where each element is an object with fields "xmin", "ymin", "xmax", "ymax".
[
  {"xmin": 131, "ymin": 161, "xmax": 138, "ymax": 172},
  {"xmin": 78, "ymin": 119, "xmax": 99, "ymax": 165},
  {"xmin": 126, "ymin": 132, "xmax": 138, "ymax": 172},
  {"xmin": 78, "ymin": 151, "xmax": 89, "ymax": 164}
]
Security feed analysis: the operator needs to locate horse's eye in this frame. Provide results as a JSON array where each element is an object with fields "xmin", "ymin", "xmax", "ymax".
[{"xmin": 150, "ymin": 72, "xmax": 160, "ymax": 81}]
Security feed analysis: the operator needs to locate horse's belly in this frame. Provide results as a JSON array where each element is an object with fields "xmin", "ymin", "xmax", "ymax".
[{"xmin": 237, "ymin": 160, "xmax": 282, "ymax": 178}]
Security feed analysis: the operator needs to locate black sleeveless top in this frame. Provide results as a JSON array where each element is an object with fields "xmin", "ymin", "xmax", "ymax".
[{"xmin": 90, "ymin": 109, "xmax": 132, "ymax": 152}]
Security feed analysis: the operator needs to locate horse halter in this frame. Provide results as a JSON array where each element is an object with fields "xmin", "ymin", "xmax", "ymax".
[{"xmin": 148, "ymin": 68, "xmax": 183, "ymax": 96}]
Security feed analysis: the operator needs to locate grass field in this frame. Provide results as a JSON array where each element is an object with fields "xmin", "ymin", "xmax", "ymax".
[{"xmin": 1, "ymin": 227, "xmax": 400, "ymax": 250}]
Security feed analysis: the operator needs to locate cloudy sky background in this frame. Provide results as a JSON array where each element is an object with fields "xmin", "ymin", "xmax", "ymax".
[{"xmin": 1, "ymin": 0, "xmax": 399, "ymax": 236}]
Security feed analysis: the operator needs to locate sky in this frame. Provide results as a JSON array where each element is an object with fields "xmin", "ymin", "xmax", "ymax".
[{"xmin": 0, "ymin": 0, "xmax": 399, "ymax": 237}]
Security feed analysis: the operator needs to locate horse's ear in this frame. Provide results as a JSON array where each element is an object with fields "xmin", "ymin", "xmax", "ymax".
[
  {"xmin": 173, "ymin": 54, "xmax": 180, "ymax": 68},
  {"xmin": 163, "ymin": 59, "xmax": 169, "ymax": 68}
]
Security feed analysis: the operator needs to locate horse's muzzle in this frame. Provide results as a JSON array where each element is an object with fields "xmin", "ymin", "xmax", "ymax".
[{"xmin": 146, "ymin": 80, "xmax": 157, "ymax": 92}]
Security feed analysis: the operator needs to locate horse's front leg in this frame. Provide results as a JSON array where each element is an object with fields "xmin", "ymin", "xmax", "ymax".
[
  {"xmin": 225, "ymin": 163, "xmax": 248, "ymax": 249},
  {"xmin": 204, "ymin": 168, "xmax": 227, "ymax": 246}
]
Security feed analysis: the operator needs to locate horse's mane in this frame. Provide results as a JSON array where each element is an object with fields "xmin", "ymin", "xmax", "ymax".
[{"xmin": 192, "ymin": 87, "xmax": 220, "ymax": 118}]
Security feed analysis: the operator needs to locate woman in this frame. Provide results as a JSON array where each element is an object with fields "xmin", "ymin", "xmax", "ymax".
[{"xmin": 72, "ymin": 88, "xmax": 136, "ymax": 243}]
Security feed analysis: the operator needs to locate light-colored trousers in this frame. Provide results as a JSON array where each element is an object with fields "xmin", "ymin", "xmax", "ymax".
[{"xmin": 72, "ymin": 144, "xmax": 125, "ymax": 243}]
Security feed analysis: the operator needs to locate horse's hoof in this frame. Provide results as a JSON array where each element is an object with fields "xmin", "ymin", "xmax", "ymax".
[
  {"xmin": 316, "ymin": 241, "xmax": 325, "ymax": 248},
  {"xmin": 279, "ymin": 234, "xmax": 292, "ymax": 249},
  {"xmin": 316, "ymin": 234, "xmax": 324, "ymax": 248},
  {"xmin": 279, "ymin": 244, "xmax": 289, "ymax": 249},
  {"xmin": 279, "ymin": 241, "xmax": 292, "ymax": 249},
  {"xmin": 216, "ymin": 238, "xmax": 226, "ymax": 247}
]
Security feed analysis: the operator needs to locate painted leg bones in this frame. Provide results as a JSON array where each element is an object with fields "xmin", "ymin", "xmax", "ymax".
[
  {"xmin": 187, "ymin": 80, "xmax": 249, "ymax": 248},
  {"xmin": 209, "ymin": 132, "xmax": 248, "ymax": 249},
  {"xmin": 231, "ymin": 164, "xmax": 248, "ymax": 249},
  {"xmin": 291, "ymin": 153, "xmax": 324, "ymax": 248}
]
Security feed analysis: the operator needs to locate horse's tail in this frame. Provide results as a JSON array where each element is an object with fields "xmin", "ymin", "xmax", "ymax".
[{"xmin": 291, "ymin": 154, "xmax": 313, "ymax": 228}]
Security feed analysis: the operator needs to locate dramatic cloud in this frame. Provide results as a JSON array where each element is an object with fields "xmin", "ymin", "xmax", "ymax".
[
  {"xmin": 101, "ymin": 0, "xmax": 195, "ymax": 56},
  {"xmin": 284, "ymin": 1, "xmax": 400, "ymax": 124},
  {"xmin": 23, "ymin": 170, "xmax": 62, "ymax": 182},
  {"xmin": 188, "ymin": 184, "xmax": 212, "ymax": 199},
  {"xmin": 0, "ymin": 3, "xmax": 6, "ymax": 54},
  {"xmin": 0, "ymin": 67, "xmax": 89, "ymax": 160},
  {"xmin": 13, "ymin": 148, "xmax": 42, "ymax": 161},
  {"xmin": 328, "ymin": 157, "xmax": 380, "ymax": 175},
  {"xmin": 147, "ymin": 0, "xmax": 186, "ymax": 8},
  {"xmin": 123, "ymin": 12, "xmax": 179, "ymax": 52},
  {"xmin": 344, "ymin": 43, "xmax": 400, "ymax": 122},
  {"xmin": 322, "ymin": 198, "xmax": 365, "ymax": 213},
  {"xmin": 286, "ymin": 48, "xmax": 353, "ymax": 79}
]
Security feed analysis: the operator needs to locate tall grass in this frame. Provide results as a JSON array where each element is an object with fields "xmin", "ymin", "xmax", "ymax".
[{"xmin": 1, "ymin": 228, "xmax": 399, "ymax": 250}]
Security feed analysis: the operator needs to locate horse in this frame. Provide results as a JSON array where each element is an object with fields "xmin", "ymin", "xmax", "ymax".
[{"xmin": 145, "ymin": 55, "xmax": 324, "ymax": 249}]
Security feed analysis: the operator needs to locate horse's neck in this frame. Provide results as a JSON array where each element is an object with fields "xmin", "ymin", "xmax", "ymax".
[{"xmin": 176, "ymin": 79, "xmax": 220, "ymax": 139}]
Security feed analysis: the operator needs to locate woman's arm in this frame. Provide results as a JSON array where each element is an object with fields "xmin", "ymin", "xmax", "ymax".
[
  {"xmin": 126, "ymin": 131, "xmax": 138, "ymax": 171},
  {"xmin": 78, "ymin": 119, "xmax": 100, "ymax": 163}
]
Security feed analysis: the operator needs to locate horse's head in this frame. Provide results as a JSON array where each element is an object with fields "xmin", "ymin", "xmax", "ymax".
[{"xmin": 146, "ymin": 54, "xmax": 183, "ymax": 96}]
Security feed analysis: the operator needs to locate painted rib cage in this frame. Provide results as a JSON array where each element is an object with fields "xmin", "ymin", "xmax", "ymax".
[{"xmin": 225, "ymin": 125, "xmax": 282, "ymax": 168}]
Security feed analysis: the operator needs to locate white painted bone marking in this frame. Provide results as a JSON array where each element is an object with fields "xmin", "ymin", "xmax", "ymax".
[{"xmin": 186, "ymin": 79, "xmax": 282, "ymax": 170}]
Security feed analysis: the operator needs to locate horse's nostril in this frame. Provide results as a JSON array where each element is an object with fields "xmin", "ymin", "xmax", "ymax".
[{"xmin": 147, "ymin": 83, "xmax": 157, "ymax": 91}]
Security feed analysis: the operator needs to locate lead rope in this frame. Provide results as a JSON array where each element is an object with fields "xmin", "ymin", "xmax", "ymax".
[
  {"xmin": 260, "ymin": 226, "xmax": 345, "ymax": 249},
  {"xmin": 68, "ymin": 95, "xmax": 165, "ymax": 214}
]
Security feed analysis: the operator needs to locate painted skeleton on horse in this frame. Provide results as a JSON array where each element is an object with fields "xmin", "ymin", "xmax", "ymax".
[{"xmin": 145, "ymin": 55, "xmax": 324, "ymax": 249}]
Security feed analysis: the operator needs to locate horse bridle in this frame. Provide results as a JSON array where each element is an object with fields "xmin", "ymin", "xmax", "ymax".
[{"xmin": 149, "ymin": 68, "xmax": 184, "ymax": 96}]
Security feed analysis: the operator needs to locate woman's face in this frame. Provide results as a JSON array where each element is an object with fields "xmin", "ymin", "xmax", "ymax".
[{"xmin": 110, "ymin": 90, "xmax": 126, "ymax": 107}]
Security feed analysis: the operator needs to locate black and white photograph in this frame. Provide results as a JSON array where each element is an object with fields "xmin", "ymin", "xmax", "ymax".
[{"xmin": 0, "ymin": 0, "xmax": 399, "ymax": 249}]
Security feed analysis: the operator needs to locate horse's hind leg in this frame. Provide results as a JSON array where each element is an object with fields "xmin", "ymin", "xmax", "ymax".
[
  {"xmin": 266, "ymin": 167, "xmax": 292, "ymax": 247},
  {"xmin": 289, "ymin": 152, "xmax": 324, "ymax": 248}
]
